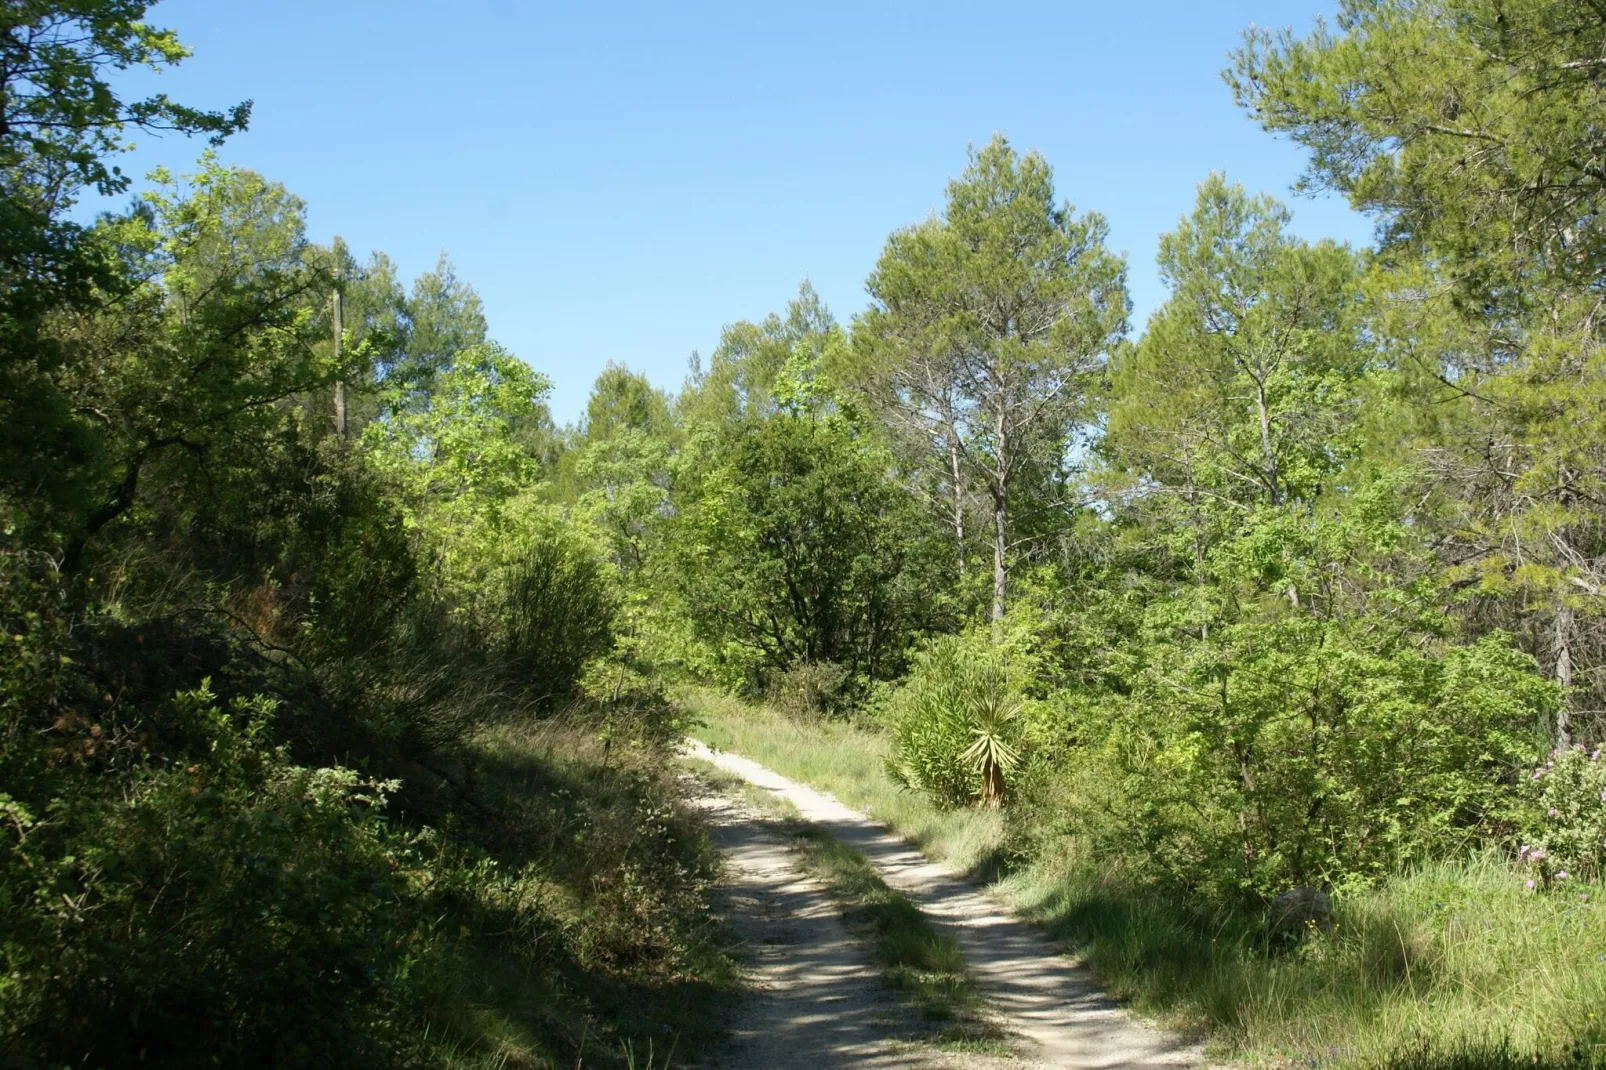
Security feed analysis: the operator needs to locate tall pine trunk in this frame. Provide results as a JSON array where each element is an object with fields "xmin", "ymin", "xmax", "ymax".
[{"xmin": 991, "ymin": 408, "xmax": 1007, "ymax": 623}]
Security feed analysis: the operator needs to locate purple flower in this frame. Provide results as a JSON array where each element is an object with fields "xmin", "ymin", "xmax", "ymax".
[
  {"xmin": 1520, "ymin": 845, "xmax": 1531, "ymax": 859},
  {"xmin": 1591, "ymin": 748, "xmax": 1601, "ymax": 762},
  {"xmin": 1548, "ymin": 808, "xmax": 1559, "ymax": 817},
  {"xmin": 1557, "ymin": 871, "xmax": 1570, "ymax": 881},
  {"xmin": 1533, "ymin": 769, "xmax": 1545, "ymax": 780},
  {"xmin": 1525, "ymin": 879, "xmax": 1536, "ymax": 889}
]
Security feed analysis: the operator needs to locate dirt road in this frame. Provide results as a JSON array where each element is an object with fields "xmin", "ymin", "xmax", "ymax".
[{"xmin": 686, "ymin": 740, "xmax": 1205, "ymax": 1070}]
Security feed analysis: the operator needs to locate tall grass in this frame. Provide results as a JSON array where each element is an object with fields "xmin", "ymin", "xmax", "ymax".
[
  {"xmin": 422, "ymin": 714, "xmax": 740, "ymax": 1068},
  {"xmin": 682, "ymin": 691, "xmax": 1606, "ymax": 1069}
]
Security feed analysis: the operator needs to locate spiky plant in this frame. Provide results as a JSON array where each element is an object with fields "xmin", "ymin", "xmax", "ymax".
[{"xmin": 960, "ymin": 668, "xmax": 1022, "ymax": 807}]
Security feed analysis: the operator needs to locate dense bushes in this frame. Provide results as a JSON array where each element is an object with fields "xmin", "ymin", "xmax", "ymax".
[
  {"xmin": 667, "ymin": 407, "xmax": 943, "ymax": 692},
  {"xmin": 881, "ymin": 629, "xmax": 1035, "ymax": 807},
  {"xmin": 0, "ymin": 559, "xmax": 425, "ymax": 1065},
  {"xmin": 0, "ymin": 10, "xmax": 720, "ymax": 1062},
  {"xmin": 0, "ymin": 543, "xmax": 728, "ymax": 1068},
  {"xmin": 495, "ymin": 514, "xmax": 616, "ymax": 705}
]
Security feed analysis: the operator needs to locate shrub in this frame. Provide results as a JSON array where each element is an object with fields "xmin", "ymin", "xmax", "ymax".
[
  {"xmin": 1037, "ymin": 631, "xmax": 1555, "ymax": 900},
  {"xmin": 497, "ymin": 515, "xmax": 616, "ymax": 706},
  {"xmin": 882, "ymin": 630, "xmax": 1032, "ymax": 807},
  {"xmin": 0, "ymin": 682, "xmax": 442, "ymax": 1068},
  {"xmin": 1522, "ymin": 743, "xmax": 1606, "ymax": 884},
  {"xmin": 768, "ymin": 659, "xmax": 851, "ymax": 721}
]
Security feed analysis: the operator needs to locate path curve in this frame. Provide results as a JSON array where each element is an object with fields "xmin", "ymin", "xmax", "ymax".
[{"xmin": 685, "ymin": 739, "xmax": 1205, "ymax": 1070}]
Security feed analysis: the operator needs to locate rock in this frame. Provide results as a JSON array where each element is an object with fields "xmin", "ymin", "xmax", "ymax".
[{"xmin": 1269, "ymin": 887, "xmax": 1332, "ymax": 935}]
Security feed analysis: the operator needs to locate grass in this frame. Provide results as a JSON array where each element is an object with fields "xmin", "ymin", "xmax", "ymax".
[
  {"xmin": 417, "ymin": 715, "xmax": 742, "ymax": 1069},
  {"xmin": 682, "ymin": 689, "xmax": 1606, "ymax": 1070}
]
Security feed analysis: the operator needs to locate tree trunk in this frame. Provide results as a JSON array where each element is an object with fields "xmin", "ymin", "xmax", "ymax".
[
  {"xmin": 991, "ymin": 410, "xmax": 1008, "ymax": 623},
  {"xmin": 950, "ymin": 440, "xmax": 966, "ymax": 578},
  {"xmin": 1253, "ymin": 374, "xmax": 1280, "ymax": 505},
  {"xmin": 980, "ymin": 759, "xmax": 1005, "ymax": 807},
  {"xmin": 1555, "ymin": 600, "xmax": 1574, "ymax": 748},
  {"xmin": 992, "ymin": 490, "xmax": 1007, "ymax": 623},
  {"xmin": 332, "ymin": 289, "xmax": 347, "ymax": 439}
]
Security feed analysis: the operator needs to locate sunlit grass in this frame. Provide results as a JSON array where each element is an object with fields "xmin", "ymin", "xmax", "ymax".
[{"xmin": 681, "ymin": 690, "xmax": 1606, "ymax": 1070}]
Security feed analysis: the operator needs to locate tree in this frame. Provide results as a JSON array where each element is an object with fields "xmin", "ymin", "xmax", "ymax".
[
  {"xmin": 1228, "ymin": 0, "xmax": 1606, "ymax": 312},
  {"xmin": 678, "ymin": 281, "xmax": 837, "ymax": 429},
  {"xmin": 53, "ymin": 160, "xmax": 345, "ymax": 571},
  {"xmin": 667, "ymin": 398, "xmax": 937, "ymax": 690},
  {"xmin": 857, "ymin": 136, "xmax": 1128, "ymax": 622},
  {"xmin": 1105, "ymin": 174, "xmax": 1368, "ymax": 575},
  {"xmin": 379, "ymin": 253, "xmax": 488, "ymax": 407},
  {"xmin": 1230, "ymin": 0, "xmax": 1606, "ymax": 745},
  {"xmin": 572, "ymin": 364, "xmax": 675, "ymax": 575},
  {"xmin": 0, "ymin": 1, "xmax": 249, "ymax": 539}
]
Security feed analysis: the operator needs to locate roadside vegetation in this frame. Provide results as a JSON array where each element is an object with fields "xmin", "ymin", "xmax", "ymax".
[{"xmin": 0, "ymin": 8, "xmax": 732, "ymax": 1066}]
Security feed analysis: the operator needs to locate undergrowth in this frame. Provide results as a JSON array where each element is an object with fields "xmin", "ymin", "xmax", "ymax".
[{"xmin": 420, "ymin": 717, "xmax": 741, "ymax": 1068}]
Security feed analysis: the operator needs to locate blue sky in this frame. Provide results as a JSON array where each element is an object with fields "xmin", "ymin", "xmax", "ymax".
[{"xmin": 103, "ymin": 0, "xmax": 1370, "ymax": 424}]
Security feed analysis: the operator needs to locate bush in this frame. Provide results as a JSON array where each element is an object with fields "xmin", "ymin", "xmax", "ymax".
[
  {"xmin": 498, "ymin": 515, "xmax": 616, "ymax": 706},
  {"xmin": 1033, "ymin": 631, "xmax": 1555, "ymax": 901},
  {"xmin": 0, "ymin": 682, "xmax": 442, "ymax": 1068},
  {"xmin": 882, "ymin": 630, "xmax": 1032, "ymax": 808},
  {"xmin": 768, "ymin": 659, "xmax": 851, "ymax": 721},
  {"xmin": 1522, "ymin": 742, "xmax": 1606, "ymax": 883}
]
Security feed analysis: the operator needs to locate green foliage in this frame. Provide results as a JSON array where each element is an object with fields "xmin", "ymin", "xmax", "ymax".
[
  {"xmin": 366, "ymin": 340, "xmax": 611, "ymax": 710},
  {"xmin": 0, "ymin": 557, "xmax": 433, "ymax": 1065},
  {"xmin": 1107, "ymin": 174, "xmax": 1367, "ymax": 514},
  {"xmin": 856, "ymin": 134, "xmax": 1128, "ymax": 620},
  {"xmin": 1229, "ymin": 0, "xmax": 1606, "ymax": 748},
  {"xmin": 678, "ymin": 281, "xmax": 838, "ymax": 429},
  {"xmin": 1229, "ymin": 0, "xmax": 1606, "ymax": 308},
  {"xmin": 0, "ymin": 5, "xmax": 250, "ymax": 517},
  {"xmin": 1523, "ymin": 744, "xmax": 1606, "ymax": 883},
  {"xmin": 1026, "ymin": 475, "xmax": 1555, "ymax": 898},
  {"xmin": 667, "ymin": 403, "xmax": 939, "ymax": 690},
  {"xmin": 882, "ymin": 627, "xmax": 1037, "ymax": 808},
  {"xmin": 497, "ymin": 513, "xmax": 616, "ymax": 706}
]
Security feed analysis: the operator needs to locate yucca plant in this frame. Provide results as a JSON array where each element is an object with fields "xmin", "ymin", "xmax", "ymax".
[{"xmin": 959, "ymin": 665, "xmax": 1023, "ymax": 807}]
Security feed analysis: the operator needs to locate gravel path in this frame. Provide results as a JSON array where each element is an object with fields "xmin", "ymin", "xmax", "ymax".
[
  {"xmin": 689, "ymin": 787, "xmax": 1027, "ymax": 1069},
  {"xmin": 685, "ymin": 740, "xmax": 1205, "ymax": 1070}
]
